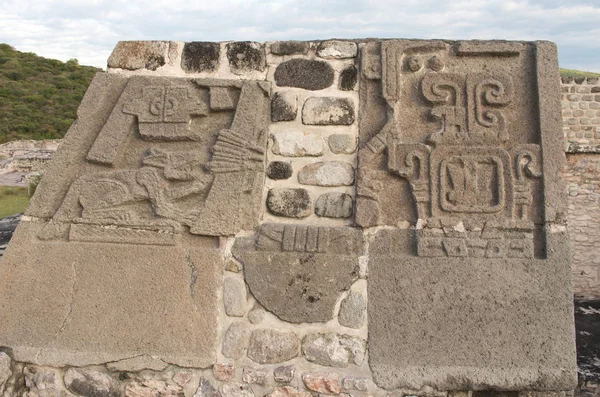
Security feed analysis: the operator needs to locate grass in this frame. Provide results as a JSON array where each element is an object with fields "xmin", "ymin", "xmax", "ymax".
[
  {"xmin": 560, "ymin": 68, "xmax": 600, "ymax": 78},
  {"xmin": 0, "ymin": 186, "xmax": 29, "ymax": 218}
]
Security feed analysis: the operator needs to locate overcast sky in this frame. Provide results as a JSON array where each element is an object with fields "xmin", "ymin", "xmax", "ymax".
[{"xmin": 1, "ymin": 0, "xmax": 599, "ymax": 72}]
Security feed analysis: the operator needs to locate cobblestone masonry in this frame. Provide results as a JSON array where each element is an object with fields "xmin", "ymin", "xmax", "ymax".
[{"xmin": 0, "ymin": 39, "xmax": 577, "ymax": 396}]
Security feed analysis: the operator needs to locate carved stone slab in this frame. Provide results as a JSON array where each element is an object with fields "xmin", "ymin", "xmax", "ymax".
[
  {"xmin": 360, "ymin": 40, "xmax": 576, "ymax": 390},
  {"xmin": 0, "ymin": 73, "xmax": 270, "ymax": 368}
]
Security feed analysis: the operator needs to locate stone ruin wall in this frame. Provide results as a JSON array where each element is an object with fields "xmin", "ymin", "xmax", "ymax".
[
  {"xmin": 561, "ymin": 76, "xmax": 600, "ymax": 296},
  {"xmin": 0, "ymin": 40, "xmax": 576, "ymax": 397}
]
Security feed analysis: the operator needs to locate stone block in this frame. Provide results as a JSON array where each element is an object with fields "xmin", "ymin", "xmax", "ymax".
[
  {"xmin": 302, "ymin": 372, "xmax": 341, "ymax": 394},
  {"xmin": 226, "ymin": 42, "xmax": 266, "ymax": 74},
  {"xmin": 242, "ymin": 367, "xmax": 267, "ymax": 384},
  {"xmin": 271, "ymin": 91, "xmax": 298, "ymax": 122},
  {"xmin": 221, "ymin": 382, "xmax": 254, "ymax": 397},
  {"xmin": 223, "ymin": 276, "xmax": 247, "ymax": 317},
  {"xmin": 267, "ymin": 161, "xmax": 293, "ymax": 180},
  {"xmin": 266, "ymin": 188, "xmax": 312, "ymax": 218},
  {"xmin": 181, "ymin": 42, "xmax": 220, "ymax": 73},
  {"xmin": 195, "ymin": 378, "xmax": 221, "ymax": 397},
  {"xmin": 267, "ymin": 387, "xmax": 311, "ymax": 397},
  {"xmin": 317, "ymin": 40, "xmax": 358, "ymax": 59},
  {"xmin": 302, "ymin": 97, "xmax": 355, "ymax": 125},
  {"xmin": 275, "ymin": 59, "xmax": 334, "ymax": 90},
  {"xmin": 328, "ymin": 134, "xmax": 358, "ymax": 154},
  {"xmin": 338, "ymin": 290, "xmax": 366, "ymax": 328},
  {"xmin": 302, "ymin": 332, "xmax": 366, "ymax": 367},
  {"xmin": 270, "ymin": 41, "xmax": 310, "ymax": 55},
  {"xmin": 271, "ymin": 131, "xmax": 324, "ymax": 157},
  {"xmin": 107, "ymin": 41, "xmax": 167, "ymax": 70},
  {"xmin": 315, "ymin": 192, "xmax": 353, "ymax": 218},
  {"xmin": 339, "ymin": 65, "xmax": 358, "ymax": 90},
  {"xmin": 223, "ymin": 322, "xmax": 251, "ymax": 359},
  {"xmin": 298, "ymin": 161, "xmax": 354, "ymax": 186},
  {"xmin": 234, "ymin": 224, "xmax": 363, "ymax": 323},
  {"xmin": 359, "ymin": 40, "xmax": 575, "ymax": 390},
  {"xmin": 214, "ymin": 363, "xmax": 235, "ymax": 381},
  {"xmin": 274, "ymin": 365, "xmax": 295, "ymax": 383},
  {"xmin": 247, "ymin": 329, "xmax": 300, "ymax": 364},
  {"xmin": 64, "ymin": 368, "xmax": 120, "ymax": 397}
]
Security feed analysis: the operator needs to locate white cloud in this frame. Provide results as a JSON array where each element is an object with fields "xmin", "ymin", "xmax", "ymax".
[{"xmin": 0, "ymin": 0, "xmax": 598, "ymax": 71}]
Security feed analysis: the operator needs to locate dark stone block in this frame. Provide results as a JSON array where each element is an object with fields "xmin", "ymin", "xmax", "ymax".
[
  {"xmin": 271, "ymin": 41, "xmax": 310, "ymax": 55},
  {"xmin": 226, "ymin": 42, "xmax": 266, "ymax": 73},
  {"xmin": 592, "ymin": 87, "xmax": 600, "ymax": 93},
  {"xmin": 266, "ymin": 188, "xmax": 311, "ymax": 218},
  {"xmin": 275, "ymin": 59, "xmax": 334, "ymax": 90},
  {"xmin": 271, "ymin": 92, "xmax": 297, "ymax": 122},
  {"xmin": 181, "ymin": 42, "xmax": 220, "ymax": 73},
  {"xmin": 267, "ymin": 162, "xmax": 293, "ymax": 180},
  {"xmin": 339, "ymin": 65, "xmax": 358, "ymax": 91},
  {"xmin": 575, "ymin": 77, "xmax": 586, "ymax": 84}
]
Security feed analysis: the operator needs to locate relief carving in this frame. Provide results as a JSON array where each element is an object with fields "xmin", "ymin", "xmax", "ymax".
[{"xmin": 40, "ymin": 77, "xmax": 269, "ymax": 242}]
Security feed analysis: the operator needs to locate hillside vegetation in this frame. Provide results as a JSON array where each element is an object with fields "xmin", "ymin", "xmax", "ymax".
[
  {"xmin": 0, "ymin": 44, "xmax": 101, "ymax": 144},
  {"xmin": 560, "ymin": 68, "xmax": 600, "ymax": 78}
]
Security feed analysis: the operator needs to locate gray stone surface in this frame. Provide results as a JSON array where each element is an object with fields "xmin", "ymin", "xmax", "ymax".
[
  {"xmin": 181, "ymin": 42, "xmax": 220, "ymax": 73},
  {"xmin": 64, "ymin": 367, "xmax": 120, "ymax": 397},
  {"xmin": 222, "ymin": 322, "xmax": 251, "ymax": 359},
  {"xmin": 271, "ymin": 131, "xmax": 324, "ymax": 157},
  {"xmin": 267, "ymin": 161, "xmax": 293, "ymax": 180},
  {"xmin": 273, "ymin": 365, "xmax": 295, "ymax": 383},
  {"xmin": 341, "ymin": 377, "xmax": 368, "ymax": 392},
  {"xmin": 302, "ymin": 333, "xmax": 366, "ymax": 367},
  {"xmin": 195, "ymin": 378, "xmax": 222, "ymax": 397},
  {"xmin": 360, "ymin": 40, "xmax": 575, "ymax": 390},
  {"xmin": 234, "ymin": 224, "xmax": 363, "ymax": 323},
  {"xmin": 317, "ymin": 41, "xmax": 357, "ymax": 59},
  {"xmin": 302, "ymin": 97, "xmax": 355, "ymax": 125},
  {"xmin": 266, "ymin": 387, "xmax": 311, "ymax": 397},
  {"xmin": 0, "ymin": 222, "xmax": 221, "ymax": 369},
  {"xmin": 298, "ymin": 161, "xmax": 354, "ymax": 186},
  {"xmin": 224, "ymin": 276, "xmax": 247, "ymax": 317},
  {"xmin": 226, "ymin": 42, "xmax": 266, "ymax": 74},
  {"xmin": 108, "ymin": 41, "xmax": 168, "ymax": 70},
  {"xmin": 315, "ymin": 193, "xmax": 353, "ymax": 218},
  {"xmin": 339, "ymin": 66, "xmax": 358, "ymax": 91},
  {"xmin": 270, "ymin": 41, "xmax": 310, "ymax": 56},
  {"xmin": 266, "ymin": 188, "xmax": 312, "ymax": 218},
  {"xmin": 242, "ymin": 367, "xmax": 267, "ymax": 384},
  {"xmin": 274, "ymin": 59, "xmax": 334, "ymax": 90},
  {"xmin": 248, "ymin": 304, "xmax": 266, "ymax": 324},
  {"xmin": 247, "ymin": 329, "xmax": 300, "ymax": 364},
  {"xmin": 338, "ymin": 291, "xmax": 366, "ymax": 328},
  {"xmin": 271, "ymin": 92, "xmax": 298, "ymax": 122},
  {"xmin": 328, "ymin": 134, "xmax": 357, "ymax": 154}
]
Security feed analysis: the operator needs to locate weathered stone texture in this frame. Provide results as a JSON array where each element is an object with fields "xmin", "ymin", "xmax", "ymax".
[
  {"xmin": 266, "ymin": 386, "xmax": 311, "ymax": 397},
  {"xmin": 274, "ymin": 59, "xmax": 334, "ymax": 90},
  {"xmin": 563, "ymin": 154, "xmax": 600, "ymax": 295},
  {"xmin": 247, "ymin": 329, "xmax": 300, "ymax": 364},
  {"xmin": 315, "ymin": 193, "xmax": 353, "ymax": 218},
  {"xmin": 271, "ymin": 131, "xmax": 324, "ymax": 157},
  {"xmin": 224, "ymin": 276, "xmax": 247, "ymax": 317},
  {"xmin": 223, "ymin": 322, "xmax": 251, "ymax": 359},
  {"xmin": 195, "ymin": 378, "xmax": 221, "ymax": 397},
  {"xmin": 266, "ymin": 188, "xmax": 312, "ymax": 218},
  {"xmin": 64, "ymin": 367, "xmax": 120, "ymax": 397},
  {"xmin": 267, "ymin": 161, "xmax": 293, "ymax": 180},
  {"xmin": 298, "ymin": 161, "xmax": 354, "ymax": 186},
  {"xmin": 302, "ymin": 97, "xmax": 355, "ymax": 125},
  {"xmin": 562, "ymin": 77, "xmax": 600, "ymax": 153},
  {"xmin": 226, "ymin": 42, "xmax": 266, "ymax": 73},
  {"xmin": 328, "ymin": 134, "xmax": 357, "ymax": 154},
  {"xmin": 234, "ymin": 224, "xmax": 363, "ymax": 323},
  {"xmin": 221, "ymin": 382, "xmax": 255, "ymax": 397},
  {"xmin": 317, "ymin": 41, "xmax": 357, "ymax": 59},
  {"xmin": 108, "ymin": 41, "xmax": 168, "ymax": 70},
  {"xmin": 181, "ymin": 42, "xmax": 220, "ymax": 73},
  {"xmin": 214, "ymin": 363, "xmax": 235, "ymax": 381},
  {"xmin": 270, "ymin": 41, "xmax": 310, "ymax": 56},
  {"xmin": 242, "ymin": 367, "xmax": 267, "ymax": 385},
  {"xmin": 339, "ymin": 66, "xmax": 358, "ymax": 91},
  {"xmin": 302, "ymin": 333, "xmax": 366, "ymax": 367},
  {"xmin": 338, "ymin": 290, "xmax": 366, "ymax": 328},
  {"xmin": 273, "ymin": 365, "xmax": 295, "ymax": 383},
  {"xmin": 0, "ymin": 352, "xmax": 11, "ymax": 393},
  {"xmin": 271, "ymin": 92, "xmax": 298, "ymax": 122},
  {"xmin": 302, "ymin": 372, "xmax": 341, "ymax": 394}
]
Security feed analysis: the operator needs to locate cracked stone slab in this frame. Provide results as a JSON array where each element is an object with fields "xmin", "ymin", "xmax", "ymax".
[{"xmin": 0, "ymin": 221, "xmax": 221, "ymax": 369}]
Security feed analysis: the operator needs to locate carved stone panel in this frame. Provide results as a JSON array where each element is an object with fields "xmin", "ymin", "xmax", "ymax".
[
  {"xmin": 0, "ymin": 73, "xmax": 270, "ymax": 369},
  {"xmin": 361, "ymin": 40, "xmax": 575, "ymax": 390}
]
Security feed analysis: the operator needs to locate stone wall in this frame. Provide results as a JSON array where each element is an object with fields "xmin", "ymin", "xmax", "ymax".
[
  {"xmin": 561, "ymin": 77, "xmax": 600, "ymax": 296},
  {"xmin": 0, "ymin": 39, "xmax": 576, "ymax": 397}
]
